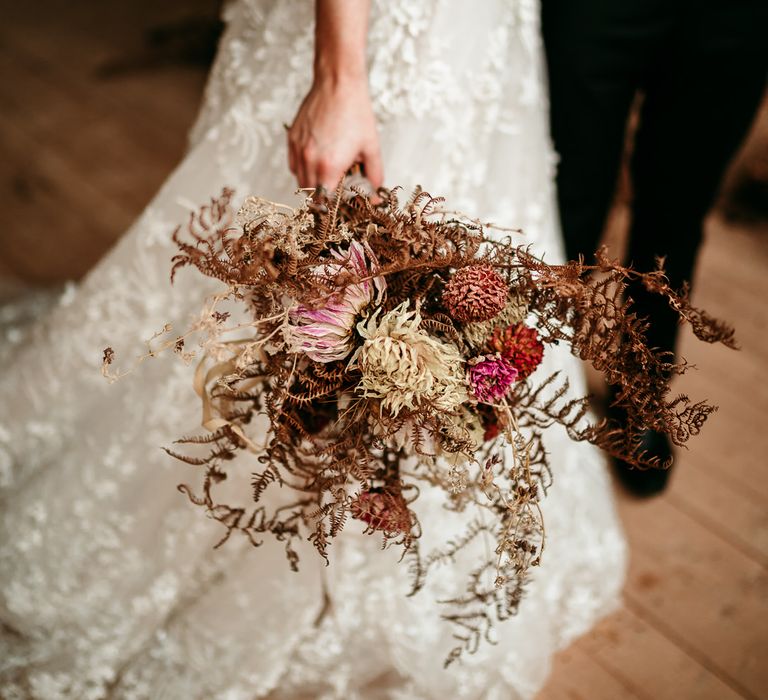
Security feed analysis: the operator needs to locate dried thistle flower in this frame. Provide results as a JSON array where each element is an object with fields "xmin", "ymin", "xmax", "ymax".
[
  {"xmin": 442, "ymin": 263, "xmax": 508, "ymax": 322},
  {"xmin": 349, "ymin": 301, "xmax": 467, "ymax": 416}
]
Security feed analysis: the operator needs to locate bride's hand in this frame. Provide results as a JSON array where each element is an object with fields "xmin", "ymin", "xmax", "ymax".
[
  {"xmin": 287, "ymin": 76, "xmax": 383, "ymax": 191},
  {"xmin": 286, "ymin": 0, "xmax": 382, "ymax": 191}
]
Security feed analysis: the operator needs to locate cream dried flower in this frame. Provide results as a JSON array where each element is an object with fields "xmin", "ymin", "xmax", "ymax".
[{"xmin": 349, "ymin": 301, "xmax": 468, "ymax": 416}]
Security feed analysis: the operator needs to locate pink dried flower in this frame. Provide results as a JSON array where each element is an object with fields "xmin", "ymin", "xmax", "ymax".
[
  {"xmin": 286, "ymin": 241, "xmax": 385, "ymax": 362},
  {"xmin": 467, "ymin": 354, "xmax": 518, "ymax": 403},
  {"xmin": 442, "ymin": 263, "xmax": 508, "ymax": 323}
]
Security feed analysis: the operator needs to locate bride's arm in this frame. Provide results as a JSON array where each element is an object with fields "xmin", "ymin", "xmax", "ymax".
[{"xmin": 287, "ymin": 0, "xmax": 383, "ymax": 190}]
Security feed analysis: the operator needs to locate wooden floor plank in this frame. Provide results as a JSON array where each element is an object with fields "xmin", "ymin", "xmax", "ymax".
[
  {"xmin": 676, "ymin": 364, "xmax": 768, "ymax": 502},
  {"xmin": 0, "ymin": 53, "xmax": 176, "ymax": 225},
  {"xmin": 0, "ymin": 13, "xmax": 207, "ymax": 283},
  {"xmin": 579, "ymin": 608, "xmax": 744, "ymax": 700},
  {"xmin": 667, "ymin": 457, "xmax": 768, "ymax": 565},
  {"xmin": 0, "ymin": 36, "xmax": 201, "ymax": 168},
  {"xmin": 619, "ymin": 496, "xmax": 767, "ymax": 699},
  {"xmin": 540, "ymin": 644, "xmax": 645, "ymax": 700},
  {"xmin": 0, "ymin": 115, "xmax": 138, "ymax": 281}
]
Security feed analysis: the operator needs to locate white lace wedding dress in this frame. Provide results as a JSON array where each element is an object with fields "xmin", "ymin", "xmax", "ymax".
[{"xmin": 0, "ymin": 1, "xmax": 626, "ymax": 698}]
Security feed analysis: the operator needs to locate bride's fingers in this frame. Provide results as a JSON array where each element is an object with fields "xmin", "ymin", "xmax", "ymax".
[
  {"xmin": 316, "ymin": 156, "xmax": 345, "ymax": 192},
  {"xmin": 361, "ymin": 142, "xmax": 384, "ymax": 189},
  {"xmin": 288, "ymin": 138, "xmax": 371, "ymax": 191},
  {"xmin": 298, "ymin": 160, "xmax": 310, "ymax": 189},
  {"xmin": 287, "ymin": 138, "xmax": 298, "ymax": 178},
  {"xmin": 298, "ymin": 143, "xmax": 315, "ymax": 189},
  {"xmin": 302, "ymin": 160, "xmax": 317, "ymax": 190},
  {"xmin": 287, "ymin": 131, "xmax": 308, "ymax": 187}
]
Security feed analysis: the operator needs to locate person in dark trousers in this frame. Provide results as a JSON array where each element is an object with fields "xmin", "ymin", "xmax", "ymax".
[{"xmin": 542, "ymin": 0, "xmax": 767, "ymax": 496}]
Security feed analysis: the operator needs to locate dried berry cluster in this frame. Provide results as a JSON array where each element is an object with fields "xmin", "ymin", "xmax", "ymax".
[{"xmin": 159, "ymin": 185, "xmax": 734, "ymax": 664}]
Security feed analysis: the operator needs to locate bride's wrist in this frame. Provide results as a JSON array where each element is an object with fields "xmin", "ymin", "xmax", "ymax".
[{"xmin": 313, "ymin": 55, "xmax": 367, "ymax": 88}]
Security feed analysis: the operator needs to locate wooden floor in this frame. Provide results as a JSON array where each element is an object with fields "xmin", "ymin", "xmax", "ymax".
[{"xmin": 2, "ymin": 4, "xmax": 766, "ymax": 699}]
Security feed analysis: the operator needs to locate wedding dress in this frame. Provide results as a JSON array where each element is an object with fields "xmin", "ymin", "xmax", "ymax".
[{"xmin": 0, "ymin": 1, "xmax": 627, "ymax": 698}]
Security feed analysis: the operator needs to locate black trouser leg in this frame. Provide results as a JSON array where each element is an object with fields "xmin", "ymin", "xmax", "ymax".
[
  {"xmin": 543, "ymin": 0, "xmax": 766, "ymax": 490},
  {"xmin": 626, "ymin": 7, "xmax": 767, "ymax": 354},
  {"xmin": 542, "ymin": 0, "xmax": 671, "ymax": 262},
  {"xmin": 545, "ymin": 0, "xmax": 766, "ymax": 356}
]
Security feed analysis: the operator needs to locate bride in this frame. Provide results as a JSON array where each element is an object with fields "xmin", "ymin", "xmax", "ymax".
[{"xmin": 0, "ymin": 1, "xmax": 626, "ymax": 698}]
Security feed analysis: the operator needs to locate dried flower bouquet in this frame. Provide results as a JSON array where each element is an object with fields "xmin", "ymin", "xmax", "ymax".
[{"xmin": 107, "ymin": 184, "xmax": 734, "ymax": 663}]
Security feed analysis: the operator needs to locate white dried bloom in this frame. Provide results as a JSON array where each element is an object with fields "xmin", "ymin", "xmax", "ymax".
[{"xmin": 348, "ymin": 301, "xmax": 468, "ymax": 417}]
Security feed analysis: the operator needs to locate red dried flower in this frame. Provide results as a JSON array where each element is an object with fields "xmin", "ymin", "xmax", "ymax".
[
  {"xmin": 442, "ymin": 264, "xmax": 508, "ymax": 323},
  {"xmin": 351, "ymin": 488, "xmax": 412, "ymax": 535},
  {"xmin": 488, "ymin": 323, "xmax": 544, "ymax": 379}
]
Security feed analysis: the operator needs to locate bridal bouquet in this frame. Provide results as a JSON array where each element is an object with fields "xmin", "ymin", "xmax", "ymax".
[{"xmin": 106, "ymin": 185, "xmax": 733, "ymax": 662}]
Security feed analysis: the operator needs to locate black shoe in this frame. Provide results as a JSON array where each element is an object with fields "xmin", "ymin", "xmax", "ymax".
[
  {"xmin": 604, "ymin": 384, "xmax": 675, "ymax": 497},
  {"xmin": 612, "ymin": 428, "xmax": 674, "ymax": 497}
]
